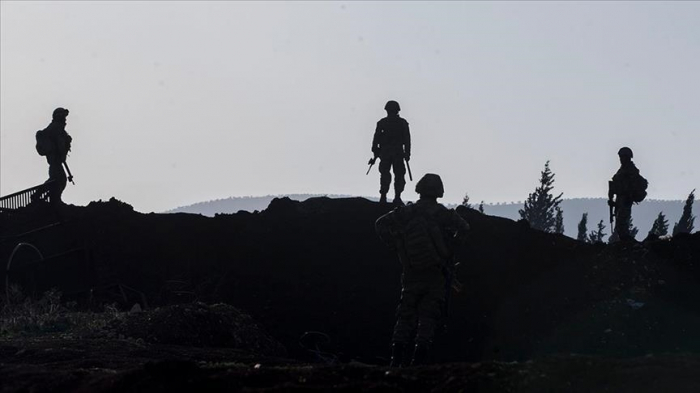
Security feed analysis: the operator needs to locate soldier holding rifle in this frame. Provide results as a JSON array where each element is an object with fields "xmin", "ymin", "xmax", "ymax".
[
  {"xmin": 368, "ymin": 100, "xmax": 411, "ymax": 205},
  {"xmin": 35, "ymin": 107, "xmax": 74, "ymax": 206}
]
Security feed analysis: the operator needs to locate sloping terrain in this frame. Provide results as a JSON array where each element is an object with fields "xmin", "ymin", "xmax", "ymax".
[
  {"xmin": 1, "ymin": 197, "xmax": 699, "ymax": 391},
  {"xmin": 164, "ymin": 194, "xmax": 698, "ymax": 241}
]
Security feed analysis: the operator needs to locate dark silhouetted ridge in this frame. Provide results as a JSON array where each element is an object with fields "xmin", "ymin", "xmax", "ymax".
[{"xmin": 1, "ymin": 196, "xmax": 699, "ymax": 363}]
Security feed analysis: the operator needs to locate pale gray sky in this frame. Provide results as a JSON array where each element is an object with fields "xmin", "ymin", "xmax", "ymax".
[{"xmin": 2, "ymin": 1, "xmax": 699, "ymax": 212}]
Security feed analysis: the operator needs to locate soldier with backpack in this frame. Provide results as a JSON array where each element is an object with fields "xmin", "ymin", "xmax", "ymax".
[
  {"xmin": 35, "ymin": 108, "xmax": 73, "ymax": 205},
  {"xmin": 369, "ymin": 100, "xmax": 411, "ymax": 205},
  {"xmin": 375, "ymin": 173, "xmax": 470, "ymax": 366},
  {"xmin": 608, "ymin": 147, "xmax": 647, "ymax": 242}
]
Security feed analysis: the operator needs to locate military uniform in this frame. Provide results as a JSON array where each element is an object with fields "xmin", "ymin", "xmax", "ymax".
[
  {"xmin": 371, "ymin": 104, "xmax": 410, "ymax": 203},
  {"xmin": 375, "ymin": 174, "xmax": 469, "ymax": 366},
  {"xmin": 43, "ymin": 109, "xmax": 72, "ymax": 204},
  {"xmin": 608, "ymin": 147, "xmax": 642, "ymax": 242}
]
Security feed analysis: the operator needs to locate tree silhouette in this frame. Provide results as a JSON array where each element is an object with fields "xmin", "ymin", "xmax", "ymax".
[
  {"xmin": 461, "ymin": 193, "xmax": 473, "ymax": 209},
  {"xmin": 588, "ymin": 220, "xmax": 607, "ymax": 243},
  {"xmin": 577, "ymin": 213, "xmax": 588, "ymax": 242},
  {"xmin": 673, "ymin": 189, "xmax": 696, "ymax": 235},
  {"xmin": 554, "ymin": 207, "xmax": 564, "ymax": 234},
  {"xmin": 629, "ymin": 217, "xmax": 639, "ymax": 240},
  {"xmin": 649, "ymin": 212, "xmax": 669, "ymax": 237},
  {"xmin": 518, "ymin": 161, "xmax": 563, "ymax": 232}
]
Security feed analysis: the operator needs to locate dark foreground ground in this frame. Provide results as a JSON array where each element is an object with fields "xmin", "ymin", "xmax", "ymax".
[
  {"xmin": 1, "ymin": 197, "xmax": 700, "ymax": 391},
  {"xmin": 3, "ymin": 335, "xmax": 700, "ymax": 393}
]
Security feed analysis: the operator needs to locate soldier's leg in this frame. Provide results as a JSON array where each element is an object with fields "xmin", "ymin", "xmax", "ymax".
[
  {"xmin": 412, "ymin": 274, "xmax": 446, "ymax": 365},
  {"xmin": 393, "ymin": 287, "xmax": 419, "ymax": 344},
  {"xmin": 391, "ymin": 285, "xmax": 421, "ymax": 367},
  {"xmin": 378, "ymin": 158, "xmax": 392, "ymax": 201},
  {"xmin": 392, "ymin": 157, "xmax": 406, "ymax": 203},
  {"xmin": 415, "ymin": 290, "xmax": 445, "ymax": 344},
  {"xmin": 48, "ymin": 163, "xmax": 67, "ymax": 205},
  {"xmin": 616, "ymin": 204, "xmax": 633, "ymax": 241}
]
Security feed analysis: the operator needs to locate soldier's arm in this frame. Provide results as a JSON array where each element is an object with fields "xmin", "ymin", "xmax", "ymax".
[
  {"xmin": 372, "ymin": 121, "xmax": 382, "ymax": 157},
  {"xmin": 450, "ymin": 212, "xmax": 470, "ymax": 244},
  {"xmin": 404, "ymin": 120, "xmax": 411, "ymax": 159},
  {"xmin": 608, "ymin": 179, "xmax": 616, "ymax": 202},
  {"xmin": 436, "ymin": 206, "xmax": 470, "ymax": 244},
  {"xmin": 65, "ymin": 132, "xmax": 73, "ymax": 156}
]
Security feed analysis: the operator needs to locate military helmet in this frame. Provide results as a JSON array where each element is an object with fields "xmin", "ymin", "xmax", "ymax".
[
  {"xmin": 415, "ymin": 173, "xmax": 444, "ymax": 198},
  {"xmin": 618, "ymin": 147, "xmax": 633, "ymax": 158},
  {"xmin": 52, "ymin": 107, "xmax": 69, "ymax": 120},
  {"xmin": 384, "ymin": 100, "xmax": 400, "ymax": 112}
]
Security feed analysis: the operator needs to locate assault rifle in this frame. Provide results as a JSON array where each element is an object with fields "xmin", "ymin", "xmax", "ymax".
[
  {"xmin": 366, "ymin": 157, "xmax": 376, "ymax": 175},
  {"xmin": 64, "ymin": 162, "xmax": 75, "ymax": 185},
  {"xmin": 608, "ymin": 180, "xmax": 615, "ymax": 226},
  {"xmin": 405, "ymin": 159, "xmax": 413, "ymax": 182}
]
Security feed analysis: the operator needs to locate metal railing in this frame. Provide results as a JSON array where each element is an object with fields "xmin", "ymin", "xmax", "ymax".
[{"xmin": 0, "ymin": 181, "xmax": 54, "ymax": 212}]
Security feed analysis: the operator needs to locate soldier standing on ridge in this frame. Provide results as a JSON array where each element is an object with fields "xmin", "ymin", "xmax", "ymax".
[
  {"xmin": 375, "ymin": 174, "xmax": 470, "ymax": 366},
  {"xmin": 370, "ymin": 100, "xmax": 411, "ymax": 205},
  {"xmin": 608, "ymin": 147, "xmax": 647, "ymax": 242},
  {"xmin": 35, "ymin": 107, "xmax": 73, "ymax": 205}
]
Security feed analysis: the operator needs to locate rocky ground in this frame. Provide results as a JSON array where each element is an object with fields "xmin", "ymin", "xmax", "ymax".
[{"xmin": 1, "ymin": 197, "xmax": 699, "ymax": 391}]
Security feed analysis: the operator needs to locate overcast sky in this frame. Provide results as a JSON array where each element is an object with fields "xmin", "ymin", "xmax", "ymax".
[{"xmin": 1, "ymin": 1, "xmax": 698, "ymax": 213}]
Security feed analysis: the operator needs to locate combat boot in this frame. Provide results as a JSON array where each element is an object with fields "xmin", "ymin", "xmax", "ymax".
[
  {"xmin": 379, "ymin": 193, "xmax": 388, "ymax": 204},
  {"xmin": 410, "ymin": 342, "xmax": 430, "ymax": 366},
  {"xmin": 389, "ymin": 342, "xmax": 407, "ymax": 367},
  {"xmin": 393, "ymin": 193, "xmax": 404, "ymax": 205}
]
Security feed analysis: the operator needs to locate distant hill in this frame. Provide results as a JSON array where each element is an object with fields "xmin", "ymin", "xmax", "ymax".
[
  {"xmin": 166, "ymin": 194, "xmax": 364, "ymax": 216},
  {"xmin": 166, "ymin": 195, "xmax": 697, "ymax": 240}
]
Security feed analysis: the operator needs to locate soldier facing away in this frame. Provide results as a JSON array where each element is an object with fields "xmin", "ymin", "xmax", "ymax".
[
  {"xmin": 370, "ymin": 100, "xmax": 411, "ymax": 205},
  {"xmin": 608, "ymin": 147, "xmax": 647, "ymax": 242},
  {"xmin": 375, "ymin": 174, "xmax": 470, "ymax": 366},
  {"xmin": 35, "ymin": 107, "xmax": 73, "ymax": 205}
]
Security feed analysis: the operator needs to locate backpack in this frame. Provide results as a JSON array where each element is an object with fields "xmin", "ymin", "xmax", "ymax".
[
  {"xmin": 400, "ymin": 206, "xmax": 449, "ymax": 269},
  {"xmin": 630, "ymin": 173, "xmax": 648, "ymax": 203},
  {"xmin": 35, "ymin": 129, "xmax": 52, "ymax": 156}
]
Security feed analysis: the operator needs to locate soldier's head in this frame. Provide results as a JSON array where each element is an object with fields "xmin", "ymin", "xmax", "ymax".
[
  {"xmin": 52, "ymin": 107, "xmax": 69, "ymax": 124},
  {"xmin": 618, "ymin": 147, "xmax": 633, "ymax": 164},
  {"xmin": 384, "ymin": 100, "xmax": 400, "ymax": 115},
  {"xmin": 415, "ymin": 173, "xmax": 444, "ymax": 199}
]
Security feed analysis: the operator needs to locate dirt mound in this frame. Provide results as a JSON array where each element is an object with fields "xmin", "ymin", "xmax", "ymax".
[
  {"xmin": 111, "ymin": 303, "xmax": 285, "ymax": 356},
  {"xmin": 2, "ymin": 197, "xmax": 699, "ymax": 363}
]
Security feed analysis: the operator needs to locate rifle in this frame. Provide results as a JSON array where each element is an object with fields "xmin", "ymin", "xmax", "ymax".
[
  {"xmin": 63, "ymin": 162, "xmax": 75, "ymax": 185},
  {"xmin": 366, "ymin": 157, "xmax": 377, "ymax": 175},
  {"xmin": 405, "ymin": 159, "xmax": 413, "ymax": 181},
  {"xmin": 608, "ymin": 180, "xmax": 614, "ymax": 227},
  {"xmin": 609, "ymin": 203, "xmax": 615, "ymax": 227}
]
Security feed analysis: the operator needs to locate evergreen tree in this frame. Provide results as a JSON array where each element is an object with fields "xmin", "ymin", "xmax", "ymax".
[
  {"xmin": 673, "ymin": 189, "xmax": 696, "ymax": 235},
  {"xmin": 577, "ymin": 213, "xmax": 588, "ymax": 242},
  {"xmin": 518, "ymin": 161, "xmax": 563, "ymax": 232},
  {"xmin": 649, "ymin": 212, "xmax": 669, "ymax": 237},
  {"xmin": 554, "ymin": 207, "xmax": 565, "ymax": 234},
  {"xmin": 588, "ymin": 220, "xmax": 607, "ymax": 243},
  {"xmin": 629, "ymin": 217, "xmax": 639, "ymax": 240},
  {"xmin": 478, "ymin": 201, "xmax": 484, "ymax": 214},
  {"xmin": 461, "ymin": 193, "xmax": 473, "ymax": 209}
]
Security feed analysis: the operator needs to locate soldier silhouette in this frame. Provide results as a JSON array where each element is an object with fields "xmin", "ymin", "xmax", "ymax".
[
  {"xmin": 608, "ymin": 147, "xmax": 647, "ymax": 242},
  {"xmin": 370, "ymin": 100, "xmax": 411, "ymax": 205},
  {"xmin": 376, "ymin": 174, "xmax": 470, "ymax": 366},
  {"xmin": 35, "ymin": 107, "xmax": 73, "ymax": 205}
]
